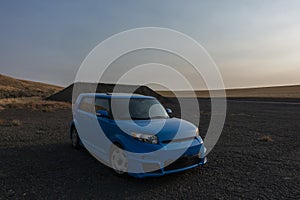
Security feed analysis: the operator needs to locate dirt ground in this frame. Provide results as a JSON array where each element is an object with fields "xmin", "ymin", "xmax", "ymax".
[{"xmin": 0, "ymin": 99, "xmax": 299, "ymax": 199}]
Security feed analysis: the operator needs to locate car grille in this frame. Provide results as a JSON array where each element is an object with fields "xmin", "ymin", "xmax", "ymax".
[
  {"xmin": 164, "ymin": 155, "xmax": 200, "ymax": 171},
  {"xmin": 142, "ymin": 163, "xmax": 162, "ymax": 174}
]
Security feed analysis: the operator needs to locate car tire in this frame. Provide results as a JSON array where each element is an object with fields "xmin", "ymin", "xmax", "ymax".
[
  {"xmin": 110, "ymin": 144, "xmax": 128, "ymax": 176},
  {"xmin": 71, "ymin": 128, "xmax": 81, "ymax": 149}
]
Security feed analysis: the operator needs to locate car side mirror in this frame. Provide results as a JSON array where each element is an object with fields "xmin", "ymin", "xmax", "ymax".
[
  {"xmin": 166, "ymin": 108, "xmax": 173, "ymax": 117},
  {"xmin": 96, "ymin": 110, "xmax": 109, "ymax": 118}
]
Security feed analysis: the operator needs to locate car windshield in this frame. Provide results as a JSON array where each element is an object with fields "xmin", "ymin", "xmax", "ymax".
[{"xmin": 110, "ymin": 98, "xmax": 169, "ymax": 120}]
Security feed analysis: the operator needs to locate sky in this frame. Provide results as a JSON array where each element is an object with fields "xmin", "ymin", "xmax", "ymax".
[{"xmin": 0, "ymin": 0, "xmax": 300, "ymax": 89}]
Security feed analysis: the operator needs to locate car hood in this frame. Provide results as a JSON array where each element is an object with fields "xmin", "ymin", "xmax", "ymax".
[{"xmin": 115, "ymin": 117, "xmax": 198, "ymax": 142}]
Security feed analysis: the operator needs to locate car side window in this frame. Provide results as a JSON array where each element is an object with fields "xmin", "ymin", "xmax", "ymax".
[
  {"xmin": 79, "ymin": 97, "xmax": 94, "ymax": 113},
  {"xmin": 95, "ymin": 98, "xmax": 110, "ymax": 113}
]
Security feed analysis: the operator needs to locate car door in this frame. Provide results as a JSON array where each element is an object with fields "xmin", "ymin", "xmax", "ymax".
[
  {"xmin": 76, "ymin": 97, "xmax": 105, "ymax": 156},
  {"xmin": 95, "ymin": 97, "xmax": 116, "ymax": 160}
]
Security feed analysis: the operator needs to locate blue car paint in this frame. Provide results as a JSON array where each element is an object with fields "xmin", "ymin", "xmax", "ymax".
[{"xmin": 70, "ymin": 93, "xmax": 207, "ymax": 178}]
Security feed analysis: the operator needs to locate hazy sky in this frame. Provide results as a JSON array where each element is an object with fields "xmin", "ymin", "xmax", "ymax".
[{"xmin": 0, "ymin": 0, "xmax": 300, "ymax": 89}]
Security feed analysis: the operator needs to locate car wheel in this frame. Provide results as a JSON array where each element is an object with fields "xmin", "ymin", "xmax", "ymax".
[
  {"xmin": 71, "ymin": 128, "xmax": 80, "ymax": 149},
  {"xmin": 110, "ymin": 144, "xmax": 128, "ymax": 176}
]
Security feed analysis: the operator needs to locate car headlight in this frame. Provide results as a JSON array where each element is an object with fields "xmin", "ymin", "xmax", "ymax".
[
  {"xmin": 196, "ymin": 128, "xmax": 200, "ymax": 137},
  {"xmin": 131, "ymin": 132, "xmax": 158, "ymax": 144}
]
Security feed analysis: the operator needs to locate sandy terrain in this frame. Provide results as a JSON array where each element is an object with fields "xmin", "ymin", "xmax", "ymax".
[
  {"xmin": 157, "ymin": 85, "xmax": 300, "ymax": 98},
  {"xmin": 0, "ymin": 98, "xmax": 299, "ymax": 199}
]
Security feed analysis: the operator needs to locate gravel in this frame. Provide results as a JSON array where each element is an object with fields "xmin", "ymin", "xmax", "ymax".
[{"xmin": 0, "ymin": 99, "xmax": 300, "ymax": 199}]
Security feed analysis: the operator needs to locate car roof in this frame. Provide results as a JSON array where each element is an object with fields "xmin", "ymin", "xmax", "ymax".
[{"xmin": 78, "ymin": 93, "xmax": 155, "ymax": 99}]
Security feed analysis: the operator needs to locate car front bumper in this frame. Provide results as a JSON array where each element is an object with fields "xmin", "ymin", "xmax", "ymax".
[
  {"xmin": 126, "ymin": 137, "xmax": 207, "ymax": 178},
  {"xmin": 129, "ymin": 156, "xmax": 207, "ymax": 178}
]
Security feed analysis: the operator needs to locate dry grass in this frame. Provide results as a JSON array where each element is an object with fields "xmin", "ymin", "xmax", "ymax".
[
  {"xmin": 11, "ymin": 119, "xmax": 22, "ymax": 126},
  {"xmin": 0, "ymin": 119, "xmax": 6, "ymax": 126},
  {"xmin": 0, "ymin": 118, "xmax": 22, "ymax": 126},
  {"xmin": 231, "ymin": 113, "xmax": 254, "ymax": 117},
  {"xmin": 0, "ymin": 97, "xmax": 71, "ymax": 112},
  {"xmin": 258, "ymin": 135, "xmax": 274, "ymax": 142},
  {"xmin": 0, "ymin": 74, "xmax": 62, "ymax": 99}
]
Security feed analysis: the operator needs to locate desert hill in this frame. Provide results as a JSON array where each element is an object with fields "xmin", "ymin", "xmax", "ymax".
[
  {"xmin": 2, "ymin": 73, "xmax": 300, "ymax": 100},
  {"xmin": 0, "ymin": 74, "xmax": 62, "ymax": 99},
  {"xmin": 157, "ymin": 85, "xmax": 300, "ymax": 98},
  {"xmin": 46, "ymin": 82, "xmax": 169, "ymax": 103}
]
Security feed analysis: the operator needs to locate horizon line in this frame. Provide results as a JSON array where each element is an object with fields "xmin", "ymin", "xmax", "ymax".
[{"xmin": 1, "ymin": 73, "xmax": 300, "ymax": 91}]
